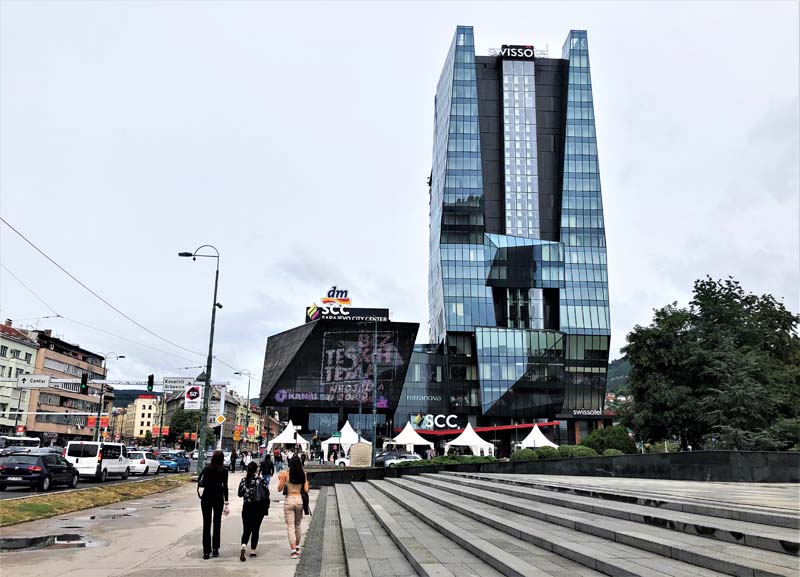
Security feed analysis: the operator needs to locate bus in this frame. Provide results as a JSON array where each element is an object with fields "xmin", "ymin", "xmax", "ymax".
[{"xmin": 0, "ymin": 436, "xmax": 41, "ymax": 455}]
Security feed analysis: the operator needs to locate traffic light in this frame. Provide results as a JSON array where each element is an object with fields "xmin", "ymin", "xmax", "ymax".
[
  {"xmin": 147, "ymin": 374, "xmax": 154, "ymax": 392},
  {"xmin": 80, "ymin": 373, "xmax": 89, "ymax": 394}
]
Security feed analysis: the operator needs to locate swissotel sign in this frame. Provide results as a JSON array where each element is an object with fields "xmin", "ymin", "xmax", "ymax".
[{"xmin": 488, "ymin": 45, "xmax": 535, "ymax": 60}]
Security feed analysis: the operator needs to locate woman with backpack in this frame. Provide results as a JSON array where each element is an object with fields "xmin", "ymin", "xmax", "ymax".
[
  {"xmin": 198, "ymin": 450, "xmax": 229, "ymax": 560},
  {"xmin": 237, "ymin": 461, "xmax": 269, "ymax": 561},
  {"xmin": 276, "ymin": 455, "xmax": 309, "ymax": 559}
]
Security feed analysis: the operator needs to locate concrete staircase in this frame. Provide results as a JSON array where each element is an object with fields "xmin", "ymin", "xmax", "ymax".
[{"xmin": 325, "ymin": 472, "xmax": 799, "ymax": 577}]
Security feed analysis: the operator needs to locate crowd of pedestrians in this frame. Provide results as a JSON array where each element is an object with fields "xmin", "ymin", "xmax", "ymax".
[{"xmin": 196, "ymin": 447, "xmax": 310, "ymax": 562}]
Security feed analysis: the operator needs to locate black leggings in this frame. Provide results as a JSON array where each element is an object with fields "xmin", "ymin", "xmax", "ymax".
[
  {"xmin": 201, "ymin": 498, "xmax": 223, "ymax": 554},
  {"xmin": 241, "ymin": 502, "xmax": 265, "ymax": 549}
]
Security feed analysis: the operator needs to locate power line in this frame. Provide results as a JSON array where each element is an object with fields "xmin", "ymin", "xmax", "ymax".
[
  {"xmin": 1, "ymin": 216, "xmax": 206, "ymax": 358},
  {"xmin": 1, "ymin": 219, "xmax": 260, "ymax": 381},
  {"xmin": 0, "ymin": 263, "xmax": 60, "ymax": 315}
]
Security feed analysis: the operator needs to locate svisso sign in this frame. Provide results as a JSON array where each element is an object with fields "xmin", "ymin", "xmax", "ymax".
[{"xmin": 488, "ymin": 44, "xmax": 535, "ymax": 60}]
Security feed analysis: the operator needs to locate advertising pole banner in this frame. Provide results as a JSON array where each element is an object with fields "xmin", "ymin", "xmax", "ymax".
[{"xmin": 184, "ymin": 384, "xmax": 203, "ymax": 410}]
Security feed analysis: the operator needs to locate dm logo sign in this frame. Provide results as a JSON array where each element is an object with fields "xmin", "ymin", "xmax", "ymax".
[{"xmin": 306, "ymin": 286, "xmax": 353, "ymax": 322}]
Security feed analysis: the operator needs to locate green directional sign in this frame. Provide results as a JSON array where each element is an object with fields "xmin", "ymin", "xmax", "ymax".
[{"xmin": 331, "ymin": 432, "xmax": 341, "ymax": 438}]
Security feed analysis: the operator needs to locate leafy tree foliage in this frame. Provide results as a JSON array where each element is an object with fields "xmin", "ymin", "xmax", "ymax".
[
  {"xmin": 167, "ymin": 408, "xmax": 200, "ymax": 446},
  {"xmin": 622, "ymin": 278, "xmax": 800, "ymax": 450},
  {"xmin": 143, "ymin": 430, "xmax": 153, "ymax": 445},
  {"xmin": 582, "ymin": 425, "xmax": 637, "ymax": 454},
  {"xmin": 602, "ymin": 449, "xmax": 624, "ymax": 456}
]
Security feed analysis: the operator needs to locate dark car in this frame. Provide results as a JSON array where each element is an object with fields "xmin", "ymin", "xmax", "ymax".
[
  {"xmin": 373, "ymin": 451, "xmax": 403, "ymax": 467},
  {"xmin": 0, "ymin": 453, "xmax": 79, "ymax": 491}
]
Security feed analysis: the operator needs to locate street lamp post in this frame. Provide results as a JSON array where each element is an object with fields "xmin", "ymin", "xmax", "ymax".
[
  {"xmin": 234, "ymin": 370, "xmax": 252, "ymax": 452},
  {"xmin": 179, "ymin": 246, "xmax": 221, "ymax": 474},
  {"xmin": 95, "ymin": 353, "xmax": 125, "ymax": 442}
]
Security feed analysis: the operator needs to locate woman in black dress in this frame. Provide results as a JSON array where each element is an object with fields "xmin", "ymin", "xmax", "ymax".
[
  {"xmin": 198, "ymin": 450, "xmax": 229, "ymax": 559},
  {"xmin": 238, "ymin": 461, "xmax": 269, "ymax": 561}
]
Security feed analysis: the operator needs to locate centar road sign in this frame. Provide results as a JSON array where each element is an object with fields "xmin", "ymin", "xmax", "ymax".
[{"xmin": 16, "ymin": 375, "xmax": 51, "ymax": 388}]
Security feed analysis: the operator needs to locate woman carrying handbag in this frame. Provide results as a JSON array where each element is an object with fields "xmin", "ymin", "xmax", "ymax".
[
  {"xmin": 237, "ymin": 461, "xmax": 269, "ymax": 561},
  {"xmin": 276, "ymin": 455, "xmax": 309, "ymax": 559}
]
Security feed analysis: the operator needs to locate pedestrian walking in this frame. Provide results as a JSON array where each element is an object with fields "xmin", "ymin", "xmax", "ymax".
[
  {"xmin": 259, "ymin": 454, "xmax": 274, "ymax": 487},
  {"xmin": 277, "ymin": 455, "xmax": 309, "ymax": 559},
  {"xmin": 240, "ymin": 451, "xmax": 247, "ymax": 471},
  {"xmin": 230, "ymin": 449, "xmax": 238, "ymax": 472},
  {"xmin": 197, "ymin": 450, "xmax": 229, "ymax": 560},
  {"xmin": 238, "ymin": 461, "xmax": 269, "ymax": 561},
  {"xmin": 274, "ymin": 448, "xmax": 283, "ymax": 472},
  {"xmin": 244, "ymin": 451, "xmax": 252, "ymax": 467}
]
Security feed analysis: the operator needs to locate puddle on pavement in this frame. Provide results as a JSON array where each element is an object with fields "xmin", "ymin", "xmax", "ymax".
[{"xmin": 0, "ymin": 534, "xmax": 85, "ymax": 552}]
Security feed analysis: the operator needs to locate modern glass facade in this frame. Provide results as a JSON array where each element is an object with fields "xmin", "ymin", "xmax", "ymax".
[
  {"xmin": 261, "ymin": 26, "xmax": 611, "ymax": 452},
  {"xmin": 415, "ymin": 25, "xmax": 611, "ymax": 444}
]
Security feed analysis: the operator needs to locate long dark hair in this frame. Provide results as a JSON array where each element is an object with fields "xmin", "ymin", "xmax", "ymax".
[
  {"xmin": 209, "ymin": 449, "xmax": 224, "ymax": 472},
  {"xmin": 246, "ymin": 460, "xmax": 258, "ymax": 480},
  {"xmin": 288, "ymin": 455, "xmax": 305, "ymax": 485}
]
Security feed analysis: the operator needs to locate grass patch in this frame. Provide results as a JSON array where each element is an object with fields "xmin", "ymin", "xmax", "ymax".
[{"xmin": 0, "ymin": 474, "xmax": 190, "ymax": 527}]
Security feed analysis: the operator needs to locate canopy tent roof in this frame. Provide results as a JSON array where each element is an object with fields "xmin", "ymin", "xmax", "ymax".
[
  {"xmin": 389, "ymin": 422, "xmax": 433, "ymax": 448},
  {"xmin": 519, "ymin": 424, "xmax": 559, "ymax": 448},
  {"xmin": 444, "ymin": 423, "xmax": 495, "ymax": 456},
  {"xmin": 266, "ymin": 420, "xmax": 309, "ymax": 452},
  {"xmin": 320, "ymin": 421, "xmax": 371, "ymax": 460}
]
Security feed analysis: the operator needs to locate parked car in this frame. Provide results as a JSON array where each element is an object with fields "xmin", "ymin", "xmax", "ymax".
[
  {"xmin": 157, "ymin": 454, "xmax": 180, "ymax": 472},
  {"xmin": 373, "ymin": 450, "xmax": 403, "ymax": 467},
  {"xmin": 64, "ymin": 441, "xmax": 130, "ymax": 482},
  {"xmin": 128, "ymin": 451, "xmax": 160, "ymax": 476},
  {"xmin": 191, "ymin": 450, "xmax": 198, "ymax": 459},
  {"xmin": 159, "ymin": 451, "xmax": 190, "ymax": 472},
  {"xmin": 385, "ymin": 453, "xmax": 423, "ymax": 467},
  {"xmin": 335, "ymin": 456, "xmax": 350, "ymax": 467},
  {"xmin": 0, "ymin": 453, "xmax": 79, "ymax": 491}
]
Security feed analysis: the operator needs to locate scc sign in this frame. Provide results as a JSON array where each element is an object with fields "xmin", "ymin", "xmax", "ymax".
[{"xmin": 415, "ymin": 414, "xmax": 459, "ymax": 429}]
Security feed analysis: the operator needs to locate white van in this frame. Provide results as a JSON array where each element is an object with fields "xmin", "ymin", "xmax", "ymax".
[{"xmin": 65, "ymin": 441, "xmax": 130, "ymax": 482}]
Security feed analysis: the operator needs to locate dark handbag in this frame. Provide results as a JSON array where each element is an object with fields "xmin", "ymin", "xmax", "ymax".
[
  {"xmin": 254, "ymin": 478, "xmax": 268, "ymax": 503},
  {"xmin": 301, "ymin": 489, "xmax": 311, "ymax": 516},
  {"xmin": 196, "ymin": 469, "xmax": 205, "ymax": 499}
]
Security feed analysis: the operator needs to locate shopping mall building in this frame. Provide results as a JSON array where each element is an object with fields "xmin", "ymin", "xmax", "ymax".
[{"xmin": 260, "ymin": 26, "xmax": 612, "ymax": 454}]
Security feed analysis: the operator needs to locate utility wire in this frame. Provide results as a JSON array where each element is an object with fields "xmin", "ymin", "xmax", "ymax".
[
  {"xmin": 0, "ymin": 263, "xmax": 60, "ymax": 315},
  {"xmin": 1, "ymin": 219, "xmax": 259, "ymax": 381},
  {"xmin": 1, "ymin": 216, "xmax": 205, "ymax": 357}
]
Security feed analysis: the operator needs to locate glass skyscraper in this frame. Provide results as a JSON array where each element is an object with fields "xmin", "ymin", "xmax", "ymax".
[{"xmin": 408, "ymin": 26, "xmax": 611, "ymax": 444}]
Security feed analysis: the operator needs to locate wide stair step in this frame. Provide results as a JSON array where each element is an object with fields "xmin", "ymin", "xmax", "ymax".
[
  {"xmin": 349, "ymin": 482, "xmax": 509, "ymax": 577},
  {"xmin": 371, "ymin": 478, "xmax": 737, "ymax": 577},
  {"xmin": 385, "ymin": 475, "xmax": 800, "ymax": 577},
  {"xmin": 444, "ymin": 472, "xmax": 800, "ymax": 530},
  {"xmin": 335, "ymin": 483, "xmax": 417, "ymax": 577},
  {"xmin": 422, "ymin": 473, "xmax": 799, "ymax": 556}
]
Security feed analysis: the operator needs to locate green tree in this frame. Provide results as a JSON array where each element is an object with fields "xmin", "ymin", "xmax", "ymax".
[
  {"xmin": 143, "ymin": 430, "xmax": 153, "ymax": 445},
  {"xmin": 623, "ymin": 277, "xmax": 800, "ymax": 450},
  {"xmin": 582, "ymin": 425, "xmax": 637, "ymax": 454},
  {"xmin": 168, "ymin": 408, "xmax": 200, "ymax": 446}
]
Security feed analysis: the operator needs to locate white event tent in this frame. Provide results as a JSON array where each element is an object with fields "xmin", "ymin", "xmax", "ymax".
[
  {"xmin": 387, "ymin": 421, "xmax": 434, "ymax": 453},
  {"xmin": 321, "ymin": 421, "xmax": 371, "ymax": 461},
  {"xmin": 519, "ymin": 424, "xmax": 559, "ymax": 449},
  {"xmin": 444, "ymin": 423, "xmax": 495, "ymax": 457},
  {"xmin": 266, "ymin": 420, "xmax": 310, "ymax": 452}
]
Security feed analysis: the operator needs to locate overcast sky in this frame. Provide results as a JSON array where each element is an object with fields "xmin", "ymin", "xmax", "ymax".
[{"xmin": 1, "ymin": 1, "xmax": 798, "ymax": 398}]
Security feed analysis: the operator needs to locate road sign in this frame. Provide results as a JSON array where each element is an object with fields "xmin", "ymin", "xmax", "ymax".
[
  {"xmin": 163, "ymin": 377, "xmax": 194, "ymax": 393},
  {"xmin": 100, "ymin": 416, "xmax": 109, "ymax": 428},
  {"xmin": 184, "ymin": 385, "xmax": 202, "ymax": 410},
  {"xmin": 331, "ymin": 431, "xmax": 341, "ymax": 438},
  {"xmin": 15, "ymin": 425, "xmax": 24, "ymax": 434},
  {"xmin": 87, "ymin": 416, "xmax": 97, "ymax": 428},
  {"xmin": 16, "ymin": 375, "xmax": 51, "ymax": 388},
  {"xmin": 233, "ymin": 431, "xmax": 241, "ymax": 441},
  {"xmin": 215, "ymin": 414, "xmax": 226, "ymax": 425}
]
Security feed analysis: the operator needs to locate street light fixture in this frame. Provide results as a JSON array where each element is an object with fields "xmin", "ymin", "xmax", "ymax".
[
  {"xmin": 95, "ymin": 353, "xmax": 125, "ymax": 442},
  {"xmin": 234, "ymin": 370, "xmax": 252, "ymax": 452},
  {"xmin": 179, "ymin": 245, "xmax": 221, "ymax": 474}
]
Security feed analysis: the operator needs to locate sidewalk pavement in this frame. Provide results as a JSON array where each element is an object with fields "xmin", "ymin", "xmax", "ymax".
[{"xmin": 0, "ymin": 471, "xmax": 316, "ymax": 577}]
